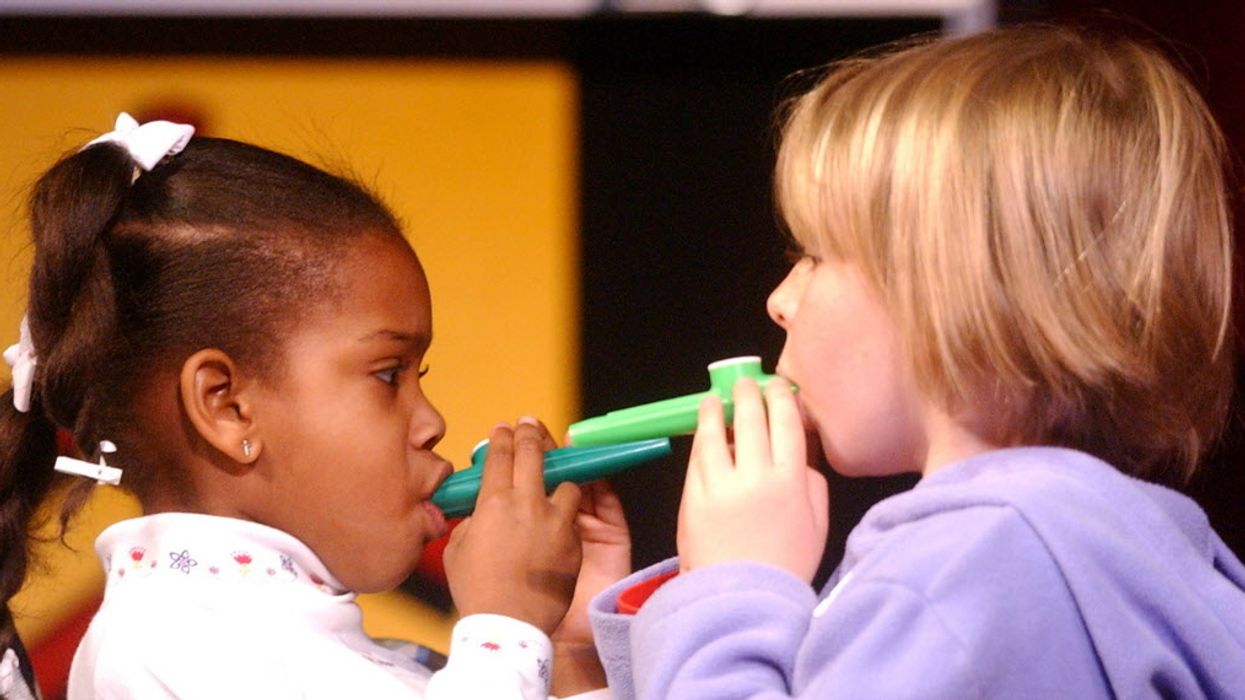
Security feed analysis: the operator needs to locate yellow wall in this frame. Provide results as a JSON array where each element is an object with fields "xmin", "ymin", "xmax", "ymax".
[{"xmin": 0, "ymin": 57, "xmax": 579, "ymax": 653}]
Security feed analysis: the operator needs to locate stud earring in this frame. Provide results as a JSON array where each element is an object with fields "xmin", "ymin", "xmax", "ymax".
[{"xmin": 241, "ymin": 440, "xmax": 253, "ymax": 459}]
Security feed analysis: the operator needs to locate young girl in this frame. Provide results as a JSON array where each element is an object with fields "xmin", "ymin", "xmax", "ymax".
[
  {"xmin": 589, "ymin": 24, "xmax": 1245, "ymax": 698},
  {"xmin": 1, "ymin": 113, "xmax": 617, "ymax": 699}
]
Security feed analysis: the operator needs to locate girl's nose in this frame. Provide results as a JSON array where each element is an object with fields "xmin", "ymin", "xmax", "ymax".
[{"xmin": 409, "ymin": 399, "xmax": 446, "ymax": 451}]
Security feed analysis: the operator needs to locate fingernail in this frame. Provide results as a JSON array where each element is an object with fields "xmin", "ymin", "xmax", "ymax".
[{"xmin": 518, "ymin": 415, "xmax": 539, "ymax": 426}]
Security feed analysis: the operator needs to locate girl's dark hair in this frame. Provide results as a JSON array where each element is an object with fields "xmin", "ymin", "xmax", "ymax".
[{"xmin": 0, "ymin": 135, "xmax": 403, "ymax": 651}]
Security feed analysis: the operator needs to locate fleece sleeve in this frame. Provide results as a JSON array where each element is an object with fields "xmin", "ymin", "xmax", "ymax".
[
  {"xmin": 589, "ymin": 559, "xmax": 682, "ymax": 700},
  {"xmin": 593, "ymin": 559, "xmax": 982, "ymax": 700}
]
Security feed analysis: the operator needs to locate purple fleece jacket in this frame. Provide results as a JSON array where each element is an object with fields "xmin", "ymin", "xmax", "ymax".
[{"xmin": 589, "ymin": 447, "xmax": 1245, "ymax": 699}]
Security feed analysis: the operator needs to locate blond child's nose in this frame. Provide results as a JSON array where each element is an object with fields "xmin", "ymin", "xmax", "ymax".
[{"xmin": 767, "ymin": 274, "xmax": 795, "ymax": 328}]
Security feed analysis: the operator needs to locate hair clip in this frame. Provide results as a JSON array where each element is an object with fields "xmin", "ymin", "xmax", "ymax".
[
  {"xmin": 3, "ymin": 315, "xmax": 37, "ymax": 413},
  {"xmin": 54, "ymin": 439, "xmax": 122, "ymax": 486},
  {"xmin": 83, "ymin": 112, "xmax": 195, "ymax": 179}
]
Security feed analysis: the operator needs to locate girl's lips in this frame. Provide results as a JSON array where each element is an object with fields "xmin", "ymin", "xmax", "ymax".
[
  {"xmin": 421, "ymin": 500, "xmax": 449, "ymax": 540},
  {"xmin": 419, "ymin": 459, "xmax": 453, "ymax": 539}
]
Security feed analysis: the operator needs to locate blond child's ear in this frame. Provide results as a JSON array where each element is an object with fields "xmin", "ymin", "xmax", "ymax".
[{"xmin": 178, "ymin": 348, "xmax": 261, "ymax": 466}]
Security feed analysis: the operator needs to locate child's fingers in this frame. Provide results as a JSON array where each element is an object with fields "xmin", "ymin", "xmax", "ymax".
[
  {"xmin": 689, "ymin": 395, "xmax": 732, "ymax": 486},
  {"xmin": 525, "ymin": 416, "xmax": 559, "ymax": 451},
  {"xmin": 512, "ymin": 418, "xmax": 549, "ymax": 498},
  {"xmin": 549, "ymin": 480, "xmax": 584, "ymax": 519},
  {"xmin": 581, "ymin": 480, "xmax": 624, "ymax": 518},
  {"xmin": 577, "ymin": 480, "xmax": 629, "ymax": 532},
  {"xmin": 731, "ymin": 377, "xmax": 771, "ymax": 473},
  {"xmin": 764, "ymin": 379, "xmax": 805, "ymax": 475},
  {"xmin": 807, "ymin": 467, "xmax": 830, "ymax": 537},
  {"xmin": 478, "ymin": 423, "xmax": 515, "ymax": 496}
]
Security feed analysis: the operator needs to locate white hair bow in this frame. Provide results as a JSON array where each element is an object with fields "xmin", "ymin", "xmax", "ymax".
[
  {"xmin": 3, "ymin": 315, "xmax": 37, "ymax": 413},
  {"xmin": 84, "ymin": 111, "xmax": 195, "ymax": 173}
]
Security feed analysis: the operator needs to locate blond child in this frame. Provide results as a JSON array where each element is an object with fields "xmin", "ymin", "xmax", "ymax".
[{"xmin": 589, "ymin": 24, "xmax": 1245, "ymax": 698}]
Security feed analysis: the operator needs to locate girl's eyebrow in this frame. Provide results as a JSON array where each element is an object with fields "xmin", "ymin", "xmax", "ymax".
[{"xmin": 356, "ymin": 329, "xmax": 430, "ymax": 351}]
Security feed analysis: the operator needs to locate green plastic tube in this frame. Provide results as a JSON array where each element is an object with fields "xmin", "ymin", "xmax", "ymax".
[{"xmin": 566, "ymin": 356, "xmax": 791, "ymax": 446}]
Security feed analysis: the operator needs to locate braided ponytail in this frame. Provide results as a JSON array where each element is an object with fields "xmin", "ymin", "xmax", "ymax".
[
  {"xmin": 29, "ymin": 143, "xmax": 133, "ymax": 442},
  {"xmin": 0, "ymin": 392, "xmax": 56, "ymax": 654},
  {"xmin": 1, "ymin": 141, "xmax": 135, "ymax": 655}
]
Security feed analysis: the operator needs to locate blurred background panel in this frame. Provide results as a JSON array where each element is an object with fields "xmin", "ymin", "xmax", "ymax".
[{"xmin": 1, "ymin": 1, "xmax": 1242, "ymax": 697}]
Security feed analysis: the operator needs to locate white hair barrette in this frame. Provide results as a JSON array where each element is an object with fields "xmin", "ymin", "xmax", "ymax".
[
  {"xmin": 3, "ymin": 315, "xmax": 37, "ymax": 413},
  {"xmin": 84, "ymin": 111, "xmax": 195, "ymax": 177},
  {"xmin": 55, "ymin": 439, "xmax": 123, "ymax": 486},
  {"xmin": 5, "ymin": 317, "xmax": 123, "ymax": 485}
]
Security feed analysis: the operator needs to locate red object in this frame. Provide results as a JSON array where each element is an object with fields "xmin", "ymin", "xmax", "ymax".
[
  {"xmin": 28, "ymin": 596, "xmax": 101, "ymax": 700},
  {"xmin": 54, "ymin": 429, "xmax": 76, "ymax": 457},
  {"xmin": 411, "ymin": 518, "xmax": 461, "ymax": 588},
  {"xmin": 616, "ymin": 570, "xmax": 679, "ymax": 615}
]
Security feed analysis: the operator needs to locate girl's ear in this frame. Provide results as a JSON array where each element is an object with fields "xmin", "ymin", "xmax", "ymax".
[{"xmin": 179, "ymin": 349, "xmax": 261, "ymax": 465}]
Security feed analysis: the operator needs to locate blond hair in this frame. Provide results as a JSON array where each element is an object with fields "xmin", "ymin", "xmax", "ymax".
[{"xmin": 776, "ymin": 24, "xmax": 1235, "ymax": 485}]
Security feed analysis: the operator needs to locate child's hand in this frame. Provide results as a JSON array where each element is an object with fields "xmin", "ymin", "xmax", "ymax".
[
  {"xmin": 442, "ymin": 419, "xmax": 583, "ymax": 635},
  {"xmin": 677, "ymin": 377, "xmax": 829, "ymax": 583},
  {"xmin": 550, "ymin": 479, "xmax": 631, "ymax": 694}
]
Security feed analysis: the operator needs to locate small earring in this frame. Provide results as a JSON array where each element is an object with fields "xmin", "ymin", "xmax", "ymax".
[{"xmin": 241, "ymin": 440, "xmax": 253, "ymax": 459}]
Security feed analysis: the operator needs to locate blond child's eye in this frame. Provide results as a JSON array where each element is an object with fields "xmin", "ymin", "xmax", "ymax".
[{"xmin": 784, "ymin": 244, "xmax": 821, "ymax": 267}]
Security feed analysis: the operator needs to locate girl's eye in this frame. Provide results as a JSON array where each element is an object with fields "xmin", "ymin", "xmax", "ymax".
[
  {"xmin": 374, "ymin": 365, "xmax": 406, "ymax": 387},
  {"xmin": 374, "ymin": 363, "xmax": 427, "ymax": 388}
]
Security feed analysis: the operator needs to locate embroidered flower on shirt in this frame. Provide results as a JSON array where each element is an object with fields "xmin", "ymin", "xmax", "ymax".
[
  {"xmin": 481, "ymin": 642, "xmax": 501, "ymax": 651},
  {"xmin": 232, "ymin": 551, "xmax": 252, "ymax": 576},
  {"xmin": 126, "ymin": 546, "xmax": 154, "ymax": 577},
  {"xmin": 168, "ymin": 549, "xmax": 198, "ymax": 574},
  {"xmin": 537, "ymin": 657, "xmax": 551, "ymax": 686}
]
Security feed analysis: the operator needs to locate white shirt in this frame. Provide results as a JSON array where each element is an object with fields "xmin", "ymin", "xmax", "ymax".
[{"xmin": 68, "ymin": 512, "xmax": 609, "ymax": 700}]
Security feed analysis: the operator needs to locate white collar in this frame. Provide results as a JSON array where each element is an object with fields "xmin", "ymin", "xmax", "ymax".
[{"xmin": 96, "ymin": 512, "xmax": 350, "ymax": 596}]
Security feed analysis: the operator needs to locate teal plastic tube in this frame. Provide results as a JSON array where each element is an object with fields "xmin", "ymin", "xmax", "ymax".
[
  {"xmin": 566, "ymin": 356, "xmax": 790, "ymax": 446},
  {"xmin": 431, "ymin": 437, "xmax": 672, "ymax": 518}
]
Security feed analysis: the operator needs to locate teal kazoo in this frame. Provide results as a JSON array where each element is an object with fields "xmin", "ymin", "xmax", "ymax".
[{"xmin": 431, "ymin": 438, "xmax": 672, "ymax": 518}]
